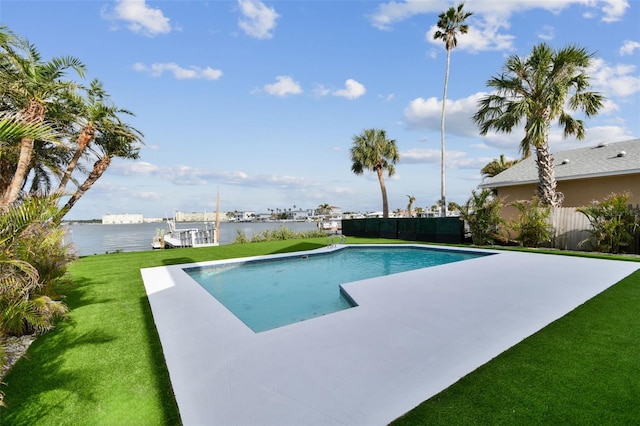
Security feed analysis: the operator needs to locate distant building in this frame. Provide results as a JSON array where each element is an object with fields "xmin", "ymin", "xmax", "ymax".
[
  {"xmin": 255, "ymin": 213, "xmax": 272, "ymax": 221},
  {"xmin": 235, "ymin": 211, "xmax": 255, "ymax": 222},
  {"xmin": 292, "ymin": 210, "xmax": 311, "ymax": 221},
  {"xmin": 102, "ymin": 213, "xmax": 144, "ymax": 224}
]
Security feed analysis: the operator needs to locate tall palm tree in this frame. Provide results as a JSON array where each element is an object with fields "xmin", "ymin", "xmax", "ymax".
[
  {"xmin": 0, "ymin": 29, "xmax": 85, "ymax": 206},
  {"xmin": 433, "ymin": 3, "xmax": 472, "ymax": 217},
  {"xmin": 56, "ymin": 121, "xmax": 142, "ymax": 221},
  {"xmin": 473, "ymin": 43, "xmax": 605, "ymax": 207},
  {"xmin": 350, "ymin": 128, "xmax": 399, "ymax": 218},
  {"xmin": 481, "ymin": 154, "xmax": 519, "ymax": 180},
  {"xmin": 56, "ymin": 79, "xmax": 134, "ymax": 193}
]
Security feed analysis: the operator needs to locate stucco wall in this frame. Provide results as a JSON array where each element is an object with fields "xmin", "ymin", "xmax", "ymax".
[{"xmin": 495, "ymin": 174, "xmax": 640, "ymax": 221}]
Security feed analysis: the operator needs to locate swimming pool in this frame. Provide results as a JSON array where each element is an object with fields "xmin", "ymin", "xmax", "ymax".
[{"xmin": 185, "ymin": 246, "xmax": 488, "ymax": 332}]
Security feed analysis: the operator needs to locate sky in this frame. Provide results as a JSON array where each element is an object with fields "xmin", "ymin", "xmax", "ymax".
[{"xmin": 1, "ymin": 0, "xmax": 639, "ymax": 220}]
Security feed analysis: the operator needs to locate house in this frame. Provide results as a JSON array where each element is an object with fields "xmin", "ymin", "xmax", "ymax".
[
  {"xmin": 235, "ymin": 211, "xmax": 256, "ymax": 222},
  {"xmin": 102, "ymin": 213, "xmax": 143, "ymax": 224},
  {"xmin": 479, "ymin": 139, "xmax": 640, "ymax": 219}
]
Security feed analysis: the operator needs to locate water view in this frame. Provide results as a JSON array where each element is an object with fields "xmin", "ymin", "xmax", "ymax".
[{"xmin": 65, "ymin": 221, "xmax": 320, "ymax": 256}]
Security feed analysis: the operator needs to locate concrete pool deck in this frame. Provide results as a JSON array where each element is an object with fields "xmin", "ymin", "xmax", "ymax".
[{"xmin": 141, "ymin": 245, "xmax": 638, "ymax": 425}]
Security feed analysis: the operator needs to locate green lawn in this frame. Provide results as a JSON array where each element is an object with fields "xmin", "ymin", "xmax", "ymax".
[{"xmin": 0, "ymin": 239, "xmax": 638, "ymax": 425}]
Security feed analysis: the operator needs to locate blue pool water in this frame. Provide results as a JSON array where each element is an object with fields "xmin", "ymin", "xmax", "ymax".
[{"xmin": 186, "ymin": 246, "xmax": 487, "ymax": 332}]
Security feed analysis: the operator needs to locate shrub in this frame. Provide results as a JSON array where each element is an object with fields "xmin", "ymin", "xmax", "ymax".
[
  {"xmin": 0, "ymin": 195, "xmax": 72, "ymax": 336},
  {"xmin": 233, "ymin": 228, "xmax": 250, "ymax": 244},
  {"xmin": 508, "ymin": 198, "xmax": 554, "ymax": 247},
  {"xmin": 578, "ymin": 192, "xmax": 640, "ymax": 254},
  {"xmin": 457, "ymin": 189, "xmax": 505, "ymax": 245},
  {"xmin": 233, "ymin": 226, "xmax": 326, "ymax": 244}
]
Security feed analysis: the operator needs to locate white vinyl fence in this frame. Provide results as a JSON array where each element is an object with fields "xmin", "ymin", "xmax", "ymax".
[{"xmin": 550, "ymin": 207, "xmax": 592, "ymax": 251}]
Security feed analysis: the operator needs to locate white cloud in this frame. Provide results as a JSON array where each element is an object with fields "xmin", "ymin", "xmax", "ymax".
[
  {"xmin": 237, "ymin": 0, "xmax": 279, "ymax": 39},
  {"xmin": 598, "ymin": 98, "xmax": 620, "ymax": 115},
  {"xmin": 473, "ymin": 121, "xmax": 633, "ymax": 157},
  {"xmin": 313, "ymin": 84, "xmax": 331, "ymax": 97},
  {"xmin": 262, "ymin": 76, "xmax": 303, "ymax": 96},
  {"xmin": 571, "ymin": 125, "xmax": 635, "ymax": 144},
  {"xmin": 112, "ymin": 161, "xmax": 161, "ymax": 176},
  {"xmin": 333, "ymin": 79, "xmax": 366, "ymax": 99},
  {"xmin": 588, "ymin": 58, "xmax": 640, "ymax": 97},
  {"xmin": 400, "ymin": 148, "xmax": 484, "ymax": 169},
  {"xmin": 426, "ymin": 14, "xmax": 515, "ymax": 53},
  {"xmin": 136, "ymin": 191, "xmax": 163, "ymax": 200},
  {"xmin": 369, "ymin": 1, "xmax": 629, "ymax": 49},
  {"xmin": 399, "ymin": 148, "xmax": 440, "ymax": 164},
  {"xmin": 110, "ymin": 0, "xmax": 171, "ymax": 36},
  {"xmin": 599, "ymin": 0, "xmax": 629, "ymax": 22},
  {"xmin": 133, "ymin": 62, "xmax": 223, "ymax": 80},
  {"xmin": 368, "ymin": 0, "xmax": 440, "ymax": 31},
  {"xmin": 537, "ymin": 25, "xmax": 555, "ymax": 41},
  {"xmin": 115, "ymin": 161, "xmax": 323, "ymax": 190},
  {"xmin": 404, "ymin": 92, "xmax": 484, "ymax": 137},
  {"xmin": 619, "ymin": 40, "xmax": 640, "ymax": 56}
]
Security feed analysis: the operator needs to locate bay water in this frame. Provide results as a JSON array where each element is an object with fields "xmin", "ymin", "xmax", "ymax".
[{"xmin": 65, "ymin": 221, "xmax": 321, "ymax": 256}]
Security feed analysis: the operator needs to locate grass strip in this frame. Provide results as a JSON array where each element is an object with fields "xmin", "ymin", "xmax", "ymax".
[
  {"xmin": 0, "ymin": 238, "xmax": 638, "ymax": 424},
  {"xmin": 392, "ymin": 268, "xmax": 640, "ymax": 425}
]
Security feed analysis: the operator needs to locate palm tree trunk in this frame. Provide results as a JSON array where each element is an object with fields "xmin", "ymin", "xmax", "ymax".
[
  {"xmin": 56, "ymin": 126, "xmax": 95, "ymax": 193},
  {"xmin": 535, "ymin": 142, "xmax": 562, "ymax": 207},
  {"xmin": 377, "ymin": 168, "xmax": 389, "ymax": 218},
  {"xmin": 2, "ymin": 137, "xmax": 34, "ymax": 206},
  {"xmin": 56, "ymin": 155, "xmax": 111, "ymax": 221},
  {"xmin": 2, "ymin": 101, "xmax": 46, "ymax": 207},
  {"xmin": 439, "ymin": 48, "xmax": 451, "ymax": 218}
]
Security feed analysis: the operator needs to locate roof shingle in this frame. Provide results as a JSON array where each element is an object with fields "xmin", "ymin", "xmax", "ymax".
[{"xmin": 479, "ymin": 139, "xmax": 640, "ymax": 188}]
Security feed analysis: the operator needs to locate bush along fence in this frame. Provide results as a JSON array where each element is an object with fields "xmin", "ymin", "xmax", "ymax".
[{"xmin": 342, "ymin": 217, "xmax": 464, "ymax": 244}]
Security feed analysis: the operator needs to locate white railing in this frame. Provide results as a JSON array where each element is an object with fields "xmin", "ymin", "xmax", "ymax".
[{"xmin": 327, "ymin": 234, "xmax": 346, "ymax": 247}]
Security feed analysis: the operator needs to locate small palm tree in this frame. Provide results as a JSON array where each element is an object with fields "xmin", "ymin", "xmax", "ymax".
[
  {"xmin": 481, "ymin": 154, "xmax": 519, "ymax": 180},
  {"xmin": 350, "ymin": 128, "xmax": 399, "ymax": 218},
  {"xmin": 474, "ymin": 43, "xmax": 605, "ymax": 207},
  {"xmin": 433, "ymin": 3, "xmax": 472, "ymax": 217},
  {"xmin": 457, "ymin": 189, "xmax": 504, "ymax": 245},
  {"xmin": 406, "ymin": 195, "xmax": 416, "ymax": 217},
  {"xmin": 317, "ymin": 204, "xmax": 332, "ymax": 217},
  {"xmin": 508, "ymin": 198, "xmax": 554, "ymax": 247}
]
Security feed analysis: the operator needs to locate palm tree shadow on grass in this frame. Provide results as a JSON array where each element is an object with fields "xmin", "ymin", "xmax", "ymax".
[
  {"xmin": 269, "ymin": 242, "xmax": 326, "ymax": 254},
  {"xmin": 161, "ymin": 257, "xmax": 196, "ymax": 266},
  {"xmin": 0, "ymin": 323, "xmax": 116, "ymax": 424},
  {"xmin": 1, "ymin": 272, "xmax": 181, "ymax": 425},
  {"xmin": 56, "ymin": 276, "xmax": 116, "ymax": 310}
]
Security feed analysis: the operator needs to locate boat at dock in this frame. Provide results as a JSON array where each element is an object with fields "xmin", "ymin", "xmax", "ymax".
[
  {"xmin": 152, "ymin": 218, "xmax": 219, "ymax": 249},
  {"xmin": 317, "ymin": 220, "xmax": 341, "ymax": 232}
]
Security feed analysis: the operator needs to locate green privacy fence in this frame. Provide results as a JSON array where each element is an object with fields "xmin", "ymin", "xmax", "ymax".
[{"xmin": 342, "ymin": 217, "xmax": 463, "ymax": 244}]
